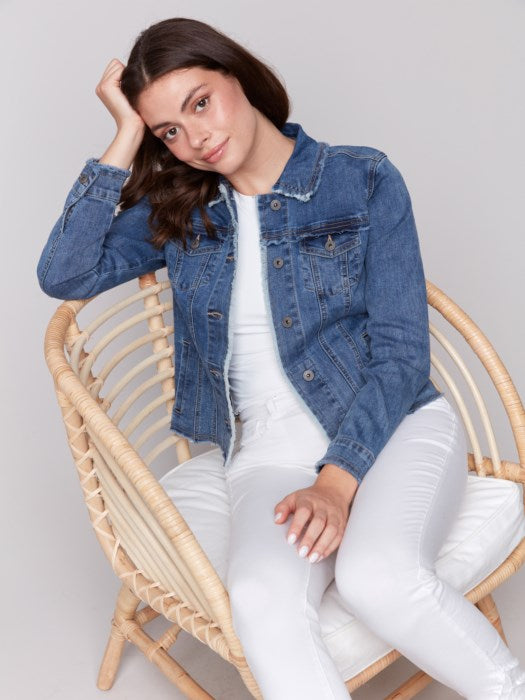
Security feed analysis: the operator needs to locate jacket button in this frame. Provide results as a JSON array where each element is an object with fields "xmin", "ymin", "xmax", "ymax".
[
  {"xmin": 210, "ymin": 368, "xmax": 222, "ymax": 377},
  {"xmin": 190, "ymin": 234, "xmax": 201, "ymax": 249},
  {"xmin": 208, "ymin": 310, "xmax": 223, "ymax": 319},
  {"xmin": 282, "ymin": 316, "xmax": 293, "ymax": 328},
  {"xmin": 270, "ymin": 199, "xmax": 281, "ymax": 211},
  {"xmin": 273, "ymin": 257, "xmax": 284, "ymax": 268},
  {"xmin": 325, "ymin": 234, "xmax": 335, "ymax": 251},
  {"xmin": 78, "ymin": 173, "xmax": 89, "ymax": 184},
  {"xmin": 226, "ymin": 254, "xmax": 235, "ymax": 262},
  {"xmin": 303, "ymin": 369, "xmax": 315, "ymax": 381}
]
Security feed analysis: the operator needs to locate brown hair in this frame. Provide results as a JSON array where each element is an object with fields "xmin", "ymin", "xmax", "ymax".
[{"xmin": 119, "ymin": 17, "xmax": 291, "ymax": 250}]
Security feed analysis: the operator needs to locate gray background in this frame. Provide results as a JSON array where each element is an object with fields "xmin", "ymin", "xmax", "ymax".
[{"xmin": 2, "ymin": 0, "xmax": 524, "ymax": 697}]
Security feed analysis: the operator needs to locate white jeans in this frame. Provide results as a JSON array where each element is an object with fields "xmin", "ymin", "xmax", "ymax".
[{"xmin": 224, "ymin": 394, "xmax": 525, "ymax": 699}]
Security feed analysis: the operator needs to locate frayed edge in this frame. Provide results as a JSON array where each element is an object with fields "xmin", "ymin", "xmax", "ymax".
[
  {"xmin": 219, "ymin": 182, "xmax": 237, "ymax": 226},
  {"xmin": 271, "ymin": 139, "xmax": 328, "ymax": 202},
  {"xmin": 222, "ymin": 193, "xmax": 239, "ymax": 469},
  {"xmin": 270, "ymin": 187, "xmax": 314, "ymax": 202}
]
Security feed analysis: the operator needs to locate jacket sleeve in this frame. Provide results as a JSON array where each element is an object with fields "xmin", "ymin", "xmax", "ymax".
[
  {"xmin": 313, "ymin": 155, "xmax": 432, "ymax": 484},
  {"xmin": 36, "ymin": 158, "xmax": 166, "ymax": 300}
]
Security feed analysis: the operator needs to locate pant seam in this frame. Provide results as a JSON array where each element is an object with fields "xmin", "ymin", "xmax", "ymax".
[
  {"xmin": 420, "ymin": 578, "xmax": 509, "ymax": 695},
  {"xmin": 416, "ymin": 409, "xmax": 508, "ymax": 691},
  {"xmin": 416, "ymin": 407, "xmax": 459, "ymax": 574},
  {"xmin": 302, "ymin": 559, "xmax": 342, "ymax": 699}
]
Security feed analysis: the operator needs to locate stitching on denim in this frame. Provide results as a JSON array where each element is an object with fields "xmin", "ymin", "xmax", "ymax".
[
  {"xmin": 367, "ymin": 153, "xmax": 387, "ymax": 201},
  {"xmin": 326, "ymin": 147, "xmax": 385, "ymax": 162},
  {"xmin": 256, "ymin": 229, "xmax": 331, "ymax": 445},
  {"xmin": 329, "ymin": 436, "xmax": 375, "ymax": 461}
]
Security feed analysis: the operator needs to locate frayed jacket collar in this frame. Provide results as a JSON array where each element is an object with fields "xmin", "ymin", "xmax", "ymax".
[{"xmin": 207, "ymin": 121, "xmax": 328, "ymax": 208}]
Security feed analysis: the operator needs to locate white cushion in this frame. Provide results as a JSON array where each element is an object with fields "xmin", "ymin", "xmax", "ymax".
[{"xmin": 159, "ymin": 448, "xmax": 525, "ymax": 681}]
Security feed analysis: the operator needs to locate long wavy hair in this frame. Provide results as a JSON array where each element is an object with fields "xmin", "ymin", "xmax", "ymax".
[{"xmin": 119, "ymin": 17, "xmax": 291, "ymax": 250}]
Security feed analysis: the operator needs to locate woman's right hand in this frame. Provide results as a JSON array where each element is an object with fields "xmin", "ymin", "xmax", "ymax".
[{"xmin": 95, "ymin": 58, "xmax": 146, "ymax": 133}]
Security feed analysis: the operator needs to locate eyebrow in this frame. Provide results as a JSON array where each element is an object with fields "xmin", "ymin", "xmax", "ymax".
[{"xmin": 151, "ymin": 83, "xmax": 208, "ymax": 133}]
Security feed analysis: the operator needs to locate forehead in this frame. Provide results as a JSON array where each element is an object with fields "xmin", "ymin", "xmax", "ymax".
[{"xmin": 137, "ymin": 66, "xmax": 222, "ymax": 115}]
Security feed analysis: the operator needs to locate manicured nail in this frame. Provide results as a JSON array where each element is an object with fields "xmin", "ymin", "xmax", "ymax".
[
  {"xmin": 299, "ymin": 545, "xmax": 308, "ymax": 558},
  {"xmin": 275, "ymin": 512, "xmax": 282, "ymax": 522},
  {"xmin": 309, "ymin": 552, "xmax": 319, "ymax": 563},
  {"xmin": 287, "ymin": 533, "xmax": 297, "ymax": 545}
]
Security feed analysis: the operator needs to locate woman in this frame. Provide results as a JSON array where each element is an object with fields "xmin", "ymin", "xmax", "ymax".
[{"xmin": 36, "ymin": 17, "xmax": 525, "ymax": 699}]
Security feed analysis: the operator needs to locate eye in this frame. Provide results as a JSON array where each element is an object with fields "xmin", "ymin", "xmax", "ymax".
[
  {"xmin": 195, "ymin": 96, "xmax": 209, "ymax": 112},
  {"xmin": 163, "ymin": 127, "xmax": 179, "ymax": 142}
]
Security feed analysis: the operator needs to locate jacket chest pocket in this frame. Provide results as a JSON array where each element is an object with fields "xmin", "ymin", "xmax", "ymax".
[
  {"xmin": 299, "ymin": 224, "xmax": 363, "ymax": 296},
  {"xmin": 166, "ymin": 234, "xmax": 223, "ymax": 292}
]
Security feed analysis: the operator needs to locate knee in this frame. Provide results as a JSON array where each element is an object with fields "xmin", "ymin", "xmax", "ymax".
[
  {"xmin": 228, "ymin": 573, "xmax": 271, "ymax": 618},
  {"xmin": 334, "ymin": 552, "xmax": 379, "ymax": 613},
  {"xmin": 227, "ymin": 568, "xmax": 293, "ymax": 629},
  {"xmin": 334, "ymin": 552, "xmax": 429, "ymax": 616}
]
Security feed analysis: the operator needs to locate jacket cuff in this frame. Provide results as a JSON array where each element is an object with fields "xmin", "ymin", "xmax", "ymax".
[
  {"xmin": 70, "ymin": 158, "xmax": 132, "ymax": 204},
  {"xmin": 313, "ymin": 438, "xmax": 375, "ymax": 484}
]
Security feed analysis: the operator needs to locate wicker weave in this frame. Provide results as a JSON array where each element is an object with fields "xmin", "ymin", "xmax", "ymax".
[{"xmin": 43, "ymin": 275, "xmax": 525, "ymax": 699}]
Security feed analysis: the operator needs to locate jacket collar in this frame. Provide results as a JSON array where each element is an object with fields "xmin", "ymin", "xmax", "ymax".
[{"xmin": 207, "ymin": 121, "xmax": 328, "ymax": 208}]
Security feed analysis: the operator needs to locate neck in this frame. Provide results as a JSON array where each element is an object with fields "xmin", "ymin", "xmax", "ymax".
[{"xmin": 227, "ymin": 113, "xmax": 295, "ymax": 196}]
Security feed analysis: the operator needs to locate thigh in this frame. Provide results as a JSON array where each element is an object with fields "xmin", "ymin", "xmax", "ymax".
[
  {"xmin": 225, "ymin": 462, "xmax": 336, "ymax": 605},
  {"xmin": 336, "ymin": 396, "xmax": 468, "ymax": 577}
]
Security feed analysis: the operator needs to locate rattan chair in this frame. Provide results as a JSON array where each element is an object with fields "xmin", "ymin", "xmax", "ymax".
[{"xmin": 43, "ymin": 274, "xmax": 525, "ymax": 699}]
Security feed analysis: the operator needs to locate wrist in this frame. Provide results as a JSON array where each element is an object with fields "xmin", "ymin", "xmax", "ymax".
[
  {"xmin": 99, "ymin": 126, "xmax": 144, "ymax": 171},
  {"xmin": 315, "ymin": 462, "xmax": 359, "ymax": 501},
  {"xmin": 116, "ymin": 118, "xmax": 146, "ymax": 136}
]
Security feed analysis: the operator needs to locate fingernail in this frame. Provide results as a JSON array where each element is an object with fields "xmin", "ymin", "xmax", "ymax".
[
  {"xmin": 298, "ymin": 545, "xmax": 308, "ymax": 558},
  {"xmin": 309, "ymin": 552, "xmax": 319, "ymax": 563},
  {"xmin": 287, "ymin": 533, "xmax": 297, "ymax": 545},
  {"xmin": 275, "ymin": 512, "xmax": 282, "ymax": 522}
]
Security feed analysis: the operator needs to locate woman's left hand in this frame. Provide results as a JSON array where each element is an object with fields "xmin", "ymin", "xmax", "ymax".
[{"xmin": 274, "ymin": 464, "xmax": 359, "ymax": 563}]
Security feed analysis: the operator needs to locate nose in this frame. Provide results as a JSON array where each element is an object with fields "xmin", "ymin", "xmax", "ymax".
[{"xmin": 188, "ymin": 126, "xmax": 210, "ymax": 151}]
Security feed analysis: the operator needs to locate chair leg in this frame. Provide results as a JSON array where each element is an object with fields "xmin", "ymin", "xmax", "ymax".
[
  {"xmin": 97, "ymin": 584, "xmax": 141, "ymax": 690},
  {"xmin": 383, "ymin": 669, "xmax": 434, "ymax": 699},
  {"xmin": 475, "ymin": 592, "xmax": 508, "ymax": 644}
]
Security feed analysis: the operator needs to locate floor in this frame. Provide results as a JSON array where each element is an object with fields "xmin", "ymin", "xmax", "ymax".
[{"xmin": 7, "ymin": 561, "xmax": 524, "ymax": 699}]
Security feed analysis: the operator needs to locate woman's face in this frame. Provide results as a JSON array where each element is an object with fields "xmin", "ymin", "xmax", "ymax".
[{"xmin": 137, "ymin": 66, "xmax": 259, "ymax": 177}]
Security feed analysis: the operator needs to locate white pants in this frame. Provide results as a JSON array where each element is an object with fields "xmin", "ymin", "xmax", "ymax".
[{"xmin": 224, "ymin": 394, "xmax": 525, "ymax": 699}]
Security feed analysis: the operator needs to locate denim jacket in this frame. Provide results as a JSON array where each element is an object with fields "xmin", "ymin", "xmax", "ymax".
[{"xmin": 37, "ymin": 121, "xmax": 441, "ymax": 484}]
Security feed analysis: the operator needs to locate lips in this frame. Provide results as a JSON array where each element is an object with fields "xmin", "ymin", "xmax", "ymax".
[{"xmin": 202, "ymin": 138, "xmax": 228, "ymax": 162}]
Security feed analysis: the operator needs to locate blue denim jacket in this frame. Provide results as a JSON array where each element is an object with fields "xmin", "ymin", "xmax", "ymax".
[{"xmin": 37, "ymin": 121, "xmax": 441, "ymax": 484}]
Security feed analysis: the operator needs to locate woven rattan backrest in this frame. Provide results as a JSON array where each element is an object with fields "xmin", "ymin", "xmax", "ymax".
[
  {"xmin": 426, "ymin": 281, "xmax": 525, "ymax": 487},
  {"xmin": 44, "ymin": 271, "xmax": 246, "ymax": 661}
]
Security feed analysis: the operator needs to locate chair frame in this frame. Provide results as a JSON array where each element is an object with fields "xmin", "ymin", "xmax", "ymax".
[{"xmin": 43, "ymin": 276, "xmax": 525, "ymax": 699}]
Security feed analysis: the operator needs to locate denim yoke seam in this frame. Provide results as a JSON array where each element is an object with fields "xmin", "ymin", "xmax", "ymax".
[
  {"xmin": 415, "ymin": 408, "xmax": 508, "ymax": 690},
  {"xmin": 302, "ymin": 559, "xmax": 342, "ymax": 699}
]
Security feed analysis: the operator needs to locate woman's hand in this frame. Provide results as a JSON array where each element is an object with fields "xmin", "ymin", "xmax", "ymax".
[
  {"xmin": 274, "ymin": 464, "xmax": 359, "ymax": 563},
  {"xmin": 95, "ymin": 58, "xmax": 146, "ymax": 133}
]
